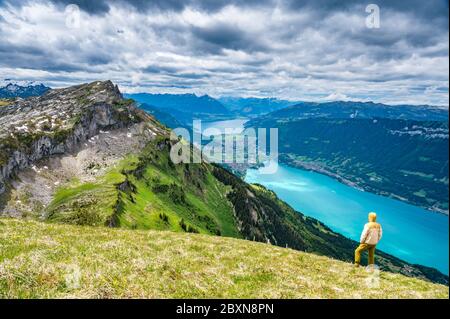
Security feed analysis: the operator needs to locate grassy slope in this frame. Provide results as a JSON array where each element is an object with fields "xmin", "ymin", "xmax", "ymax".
[
  {"xmin": 0, "ymin": 218, "xmax": 447, "ymax": 299},
  {"xmin": 46, "ymin": 138, "xmax": 240, "ymax": 238}
]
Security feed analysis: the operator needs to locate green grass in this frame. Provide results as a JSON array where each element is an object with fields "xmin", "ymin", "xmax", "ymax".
[
  {"xmin": 46, "ymin": 140, "xmax": 240, "ymax": 237},
  {"xmin": 114, "ymin": 154, "xmax": 239, "ymax": 237},
  {"xmin": 0, "ymin": 218, "xmax": 447, "ymax": 299}
]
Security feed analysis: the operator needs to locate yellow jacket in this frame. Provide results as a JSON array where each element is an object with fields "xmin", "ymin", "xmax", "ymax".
[{"xmin": 360, "ymin": 222, "xmax": 382, "ymax": 245}]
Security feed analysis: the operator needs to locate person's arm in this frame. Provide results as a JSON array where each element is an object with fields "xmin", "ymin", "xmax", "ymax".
[
  {"xmin": 378, "ymin": 225, "xmax": 383, "ymax": 241},
  {"xmin": 360, "ymin": 224, "xmax": 369, "ymax": 243}
]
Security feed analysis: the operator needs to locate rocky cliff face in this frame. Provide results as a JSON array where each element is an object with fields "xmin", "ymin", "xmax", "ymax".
[{"xmin": 0, "ymin": 80, "xmax": 160, "ymax": 196}]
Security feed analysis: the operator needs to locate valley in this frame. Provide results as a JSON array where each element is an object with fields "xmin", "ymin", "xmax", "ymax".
[{"xmin": 0, "ymin": 81, "xmax": 448, "ymax": 295}]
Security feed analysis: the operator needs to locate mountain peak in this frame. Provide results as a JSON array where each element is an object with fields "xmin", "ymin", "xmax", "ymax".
[
  {"xmin": 126, "ymin": 92, "xmax": 230, "ymax": 115},
  {"xmin": 0, "ymin": 80, "xmax": 143, "ymax": 140},
  {"xmin": 0, "ymin": 80, "xmax": 51, "ymax": 98},
  {"xmin": 0, "ymin": 80, "xmax": 161, "ymax": 193}
]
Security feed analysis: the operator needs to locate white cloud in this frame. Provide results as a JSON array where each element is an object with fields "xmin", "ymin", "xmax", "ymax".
[{"xmin": 323, "ymin": 92, "xmax": 354, "ymax": 102}]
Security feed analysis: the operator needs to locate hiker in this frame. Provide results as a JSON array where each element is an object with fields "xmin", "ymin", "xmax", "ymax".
[{"xmin": 355, "ymin": 212, "xmax": 383, "ymax": 267}]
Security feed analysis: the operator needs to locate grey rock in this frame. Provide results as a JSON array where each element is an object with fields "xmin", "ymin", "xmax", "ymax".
[{"xmin": 0, "ymin": 80, "xmax": 159, "ymax": 195}]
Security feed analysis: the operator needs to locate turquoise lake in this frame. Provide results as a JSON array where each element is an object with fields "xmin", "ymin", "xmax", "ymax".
[
  {"xmin": 245, "ymin": 164, "xmax": 449, "ymax": 274},
  {"xmin": 200, "ymin": 119, "xmax": 449, "ymax": 274}
]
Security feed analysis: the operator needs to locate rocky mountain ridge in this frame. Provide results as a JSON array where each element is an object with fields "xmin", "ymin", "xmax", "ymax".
[{"xmin": 0, "ymin": 81, "xmax": 162, "ymax": 195}]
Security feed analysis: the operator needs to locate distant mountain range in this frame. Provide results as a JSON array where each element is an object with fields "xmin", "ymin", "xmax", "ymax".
[
  {"xmin": 129, "ymin": 94, "xmax": 298, "ymax": 127},
  {"xmin": 136, "ymin": 103, "xmax": 183, "ymax": 129},
  {"xmin": 128, "ymin": 92, "xmax": 448, "ymax": 124},
  {"xmin": 256, "ymin": 101, "xmax": 449, "ymax": 122},
  {"xmin": 218, "ymin": 97, "xmax": 297, "ymax": 117},
  {"xmin": 0, "ymin": 80, "xmax": 50, "ymax": 98},
  {"xmin": 3, "ymin": 82, "xmax": 447, "ymax": 123},
  {"xmin": 125, "ymin": 93, "xmax": 232, "ymax": 127}
]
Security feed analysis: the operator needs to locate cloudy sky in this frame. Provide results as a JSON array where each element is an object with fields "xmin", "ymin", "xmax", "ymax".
[{"xmin": 0, "ymin": 0, "xmax": 448, "ymax": 106}]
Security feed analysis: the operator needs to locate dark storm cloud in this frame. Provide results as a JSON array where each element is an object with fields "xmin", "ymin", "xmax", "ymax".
[
  {"xmin": 190, "ymin": 23, "xmax": 268, "ymax": 54},
  {"xmin": 0, "ymin": 0, "xmax": 110, "ymax": 14},
  {"xmin": 0, "ymin": 50, "xmax": 84, "ymax": 72},
  {"xmin": 142, "ymin": 65, "xmax": 183, "ymax": 74},
  {"xmin": 0, "ymin": 39, "xmax": 111, "ymax": 72},
  {"xmin": 0, "ymin": 41, "xmax": 45, "ymax": 55},
  {"xmin": 282, "ymin": 0, "xmax": 449, "ymax": 50},
  {"xmin": 285, "ymin": 0, "xmax": 449, "ymax": 21},
  {"xmin": 45, "ymin": 0, "xmax": 450, "ymax": 24},
  {"xmin": 51, "ymin": 0, "xmax": 109, "ymax": 14},
  {"xmin": 4, "ymin": 0, "xmax": 274, "ymax": 14}
]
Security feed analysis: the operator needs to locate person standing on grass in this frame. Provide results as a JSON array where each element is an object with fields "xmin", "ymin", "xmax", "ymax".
[{"xmin": 355, "ymin": 212, "xmax": 383, "ymax": 267}]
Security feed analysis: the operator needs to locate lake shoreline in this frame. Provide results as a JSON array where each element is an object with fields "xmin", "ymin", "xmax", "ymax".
[{"xmin": 279, "ymin": 157, "xmax": 449, "ymax": 216}]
